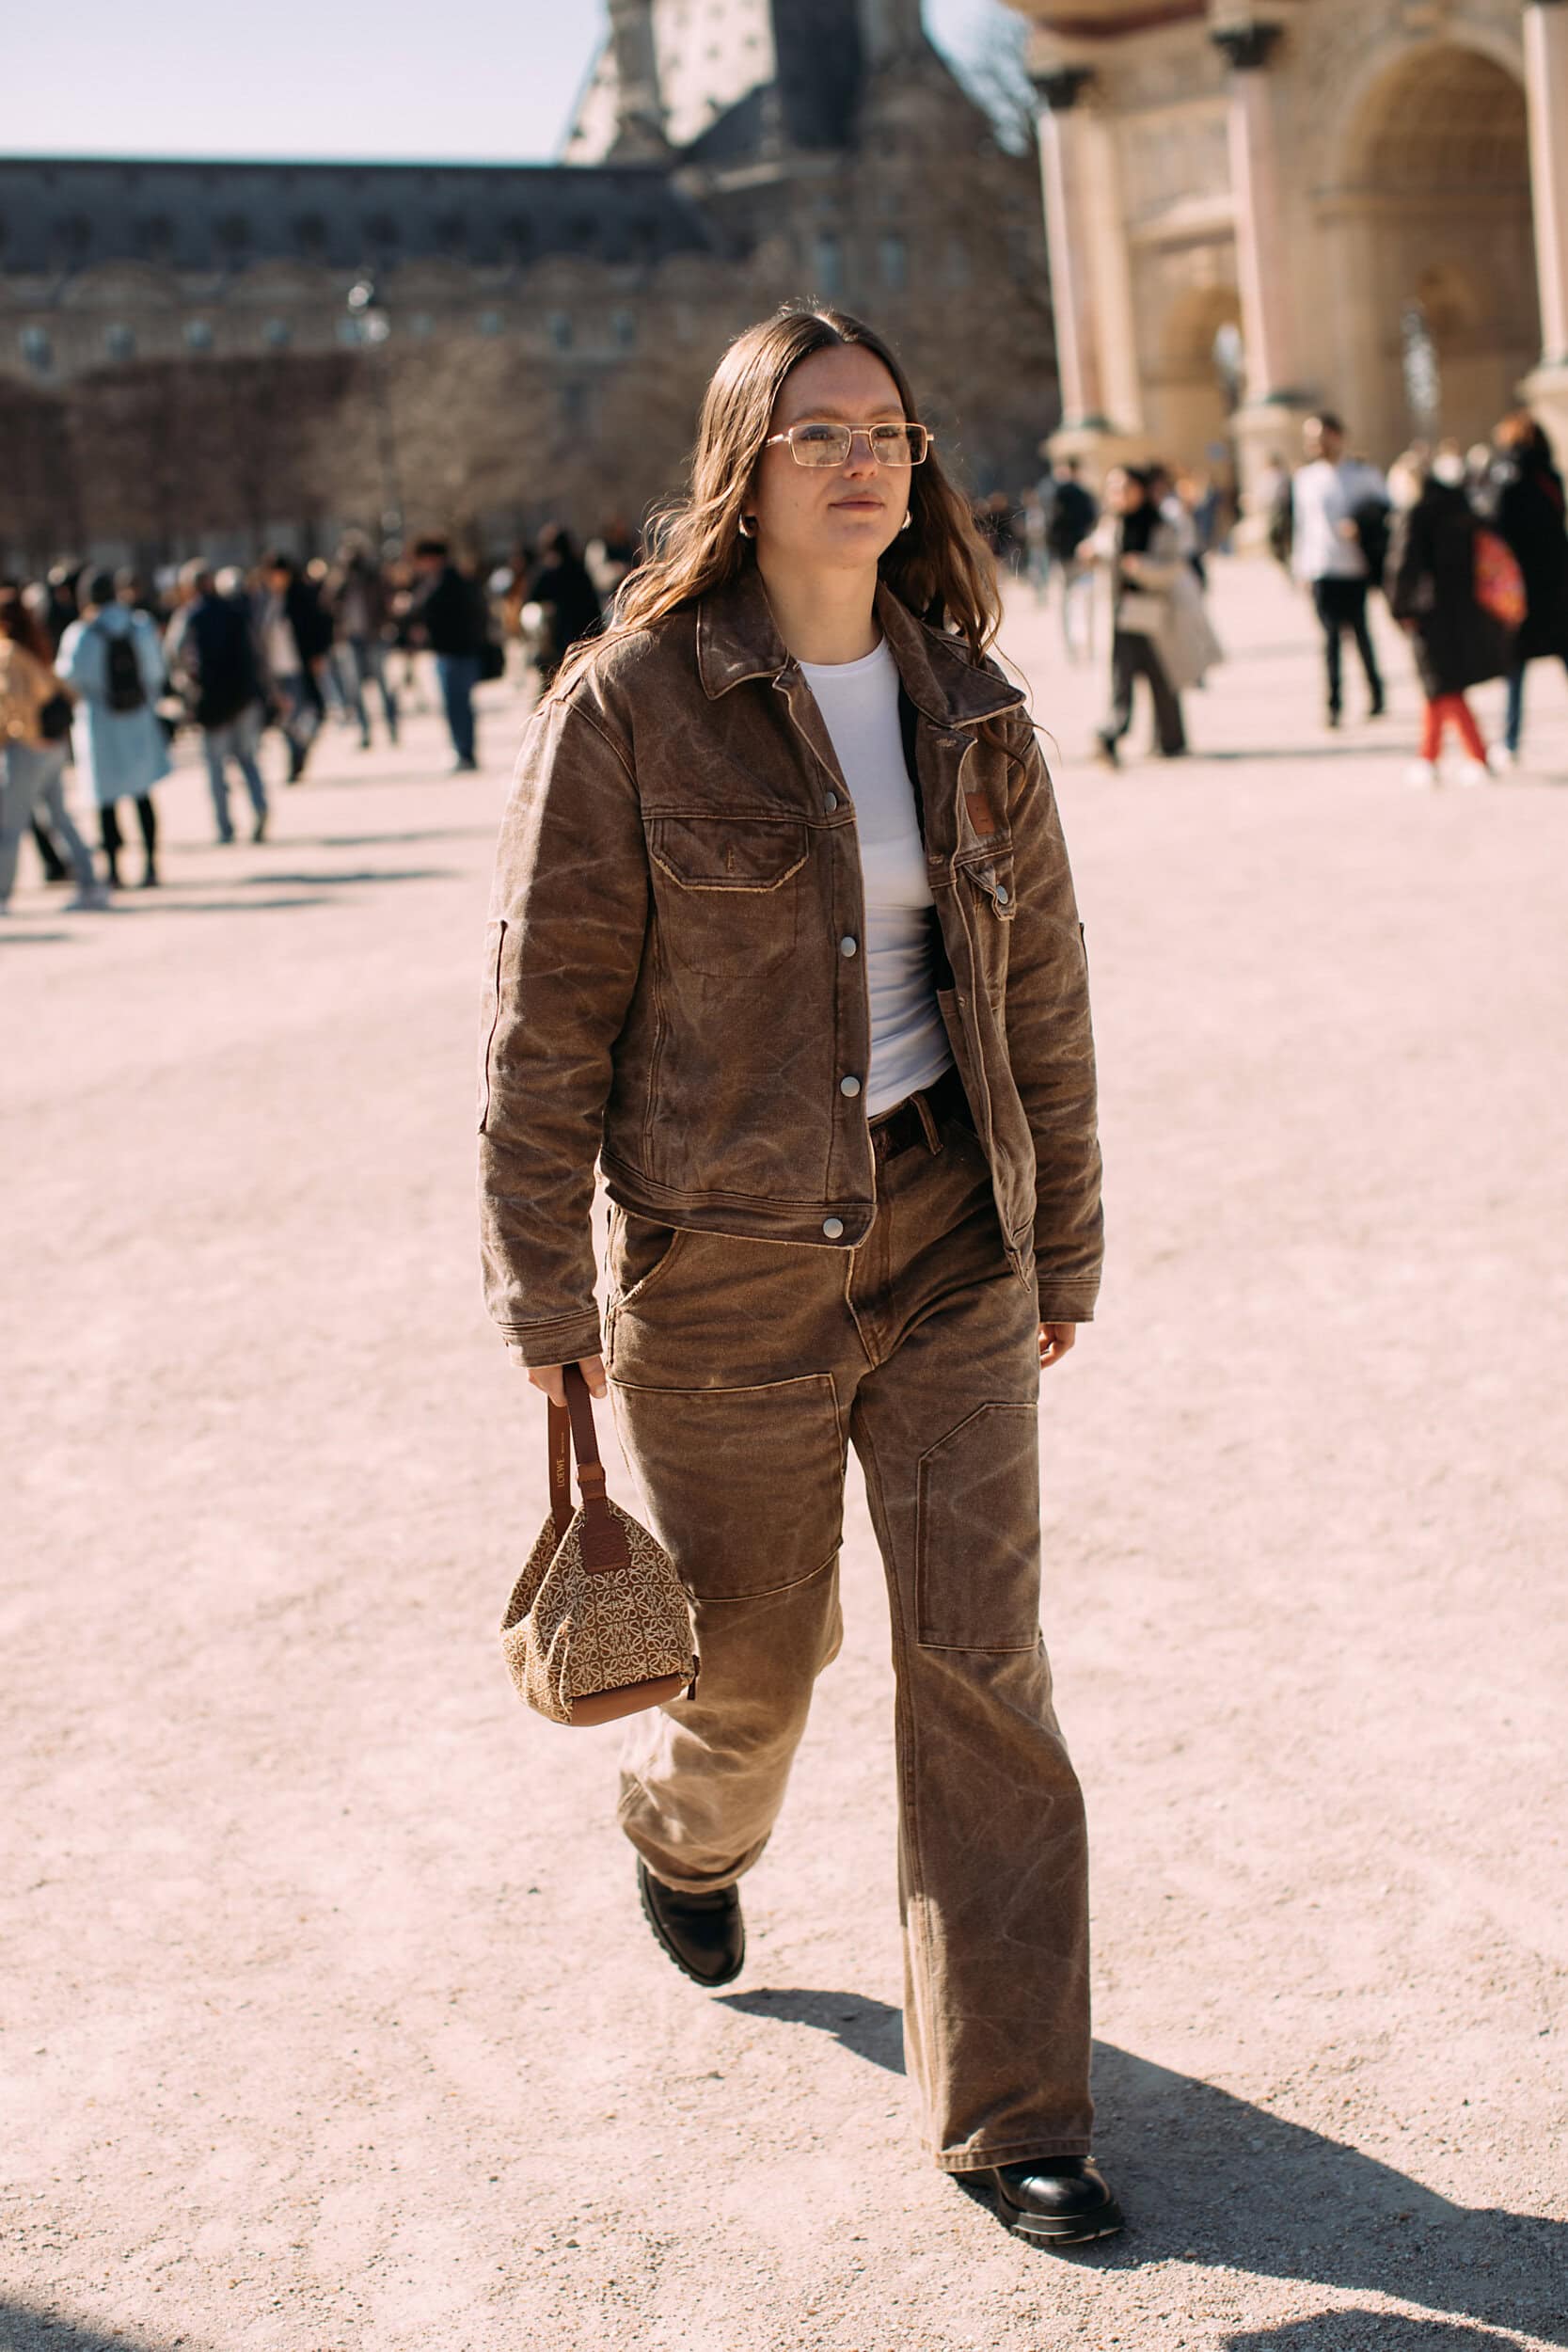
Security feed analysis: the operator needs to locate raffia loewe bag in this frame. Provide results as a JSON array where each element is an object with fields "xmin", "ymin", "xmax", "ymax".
[{"xmin": 499, "ymin": 1365, "xmax": 697, "ymax": 1727}]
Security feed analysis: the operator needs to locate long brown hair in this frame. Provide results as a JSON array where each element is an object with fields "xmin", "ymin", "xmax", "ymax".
[{"xmin": 550, "ymin": 304, "xmax": 1002, "ymax": 701}]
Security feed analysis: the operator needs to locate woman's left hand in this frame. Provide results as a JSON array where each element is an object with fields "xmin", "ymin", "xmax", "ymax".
[{"xmin": 1038, "ymin": 1322, "xmax": 1077, "ymax": 1371}]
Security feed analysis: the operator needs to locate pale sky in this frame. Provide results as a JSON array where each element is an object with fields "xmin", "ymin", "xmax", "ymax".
[{"xmin": 12, "ymin": 0, "xmax": 1007, "ymax": 165}]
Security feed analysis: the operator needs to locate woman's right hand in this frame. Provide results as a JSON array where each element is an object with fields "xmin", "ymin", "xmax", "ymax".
[{"xmin": 526, "ymin": 1356, "xmax": 608, "ymax": 1406}]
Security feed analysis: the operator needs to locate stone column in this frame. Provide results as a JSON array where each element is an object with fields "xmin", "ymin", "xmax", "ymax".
[
  {"xmin": 1521, "ymin": 0, "xmax": 1568, "ymax": 458},
  {"xmin": 1524, "ymin": 0, "xmax": 1568, "ymax": 345},
  {"xmin": 1081, "ymin": 103, "xmax": 1145, "ymax": 437},
  {"xmin": 1212, "ymin": 22, "xmax": 1312, "ymax": 542},
  {"xmin": 1031, "ymin": 68, "xmax": 1108, "ymax": 435},
  {"xmin": 1211, "ymin": 24, "xmax": 1296, "ymax": 404}
]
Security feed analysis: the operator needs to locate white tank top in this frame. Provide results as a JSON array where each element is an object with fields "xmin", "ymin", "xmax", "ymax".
[{"xmin": 799, "ymin": 638, "xmax": 955, "ymax": 1120}]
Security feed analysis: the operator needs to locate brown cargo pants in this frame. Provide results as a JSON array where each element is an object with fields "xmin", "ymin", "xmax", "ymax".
[{"xmin": 604, "ymin": 1086, "xmax": 1093, "ymax": 2172}]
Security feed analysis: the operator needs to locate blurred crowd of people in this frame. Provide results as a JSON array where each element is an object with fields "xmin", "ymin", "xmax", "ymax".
[
  {"xmin": 0, "ymin": 524, "xmax": 619, "ymax": 912},
  {"xmin": 1263, "ymin": 405, "xmax": 1567, "ymax": 787},
  {"xmin": 5, "ymin": 418, "xmax": 1562, "ymax": 914}
]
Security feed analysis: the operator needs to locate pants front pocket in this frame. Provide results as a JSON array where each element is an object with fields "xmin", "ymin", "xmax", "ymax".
[
  {"xmin": 914, "ymin": 1402, "xmax": 1041, "ymax": 1650},
  {"xmin": 608, "ymin": 1207, "xmax": 688, "ymax": 1311},
  {"xmin": 609, "ymin": 1373, "xmax": 845, "ymax": 1600}
]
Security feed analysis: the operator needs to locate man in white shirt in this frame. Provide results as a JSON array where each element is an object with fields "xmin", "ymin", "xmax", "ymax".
[{"xmin": 1291, "ymin": 412, "xmax": 1388, "ymax": 726}]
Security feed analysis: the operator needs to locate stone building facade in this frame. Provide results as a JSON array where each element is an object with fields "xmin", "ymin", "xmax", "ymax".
[
  {"xmin": 1009, "ymin": 0, "xmax": 1566, "ymax": 519},
  {"xmin": 0, "ymin": 0, "xmax": 1056, "ymax": 567}
]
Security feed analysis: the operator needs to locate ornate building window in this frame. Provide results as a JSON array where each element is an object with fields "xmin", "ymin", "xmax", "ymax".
[
  {"xmin": 21, "ymin": 326, "xmax": 52, "ymax": 373},
  {"xmin": 477, "ymin": 310, "xmax": 504, "ymax": 336},
  {"xmin": 561, "ymin": 381, "xmax": 591, "ymax": 428},
  {"xmin": 185, "ymin": 319, "xmax": 214, "ymax": 353},
  {"xmin": 814, "ymin": 233, "xmax": 843, "ymax": 298},
  {"xmin": 104, "ymin": 324, "xmax": 135, "ymax": 361},
  {"xmin": 263, "ymin": 317, "xmax": 293, "ymax": 349},
  {"xmin": 879, "ymin": 233, "xmax": 908, "ymax": 294},
  {"xmin": 294, "ymin": 213, "xmax": 328, "ymax": 257},
  {"xmin": 215, "ymin": 212, "xmax": 252, "ymax": 258},
  {"xmin": 547, "ymin": 310, "xmax": 574, "ymax": 351},
  {"xmin": 611, "ymin": 308, "xmax": 638, "ymax": 350}
]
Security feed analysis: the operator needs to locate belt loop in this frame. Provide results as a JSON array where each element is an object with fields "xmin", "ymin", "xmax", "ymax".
[{"xmin": 913, "ymin": 1089, "xmax": 942, "ymax": 1153}]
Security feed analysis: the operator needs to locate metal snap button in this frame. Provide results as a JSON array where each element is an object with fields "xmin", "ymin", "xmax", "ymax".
[
  {"xmin": 822, "ymin": 1216, "xmax": 845, "ymax": 1239},
  {"xmin": 839, "ymin": 1074, "xmax": 862, "ymax": 1097},
  {"xmin": 995, "ymin": 884, "xmax": 1009, "ymax": 906},
  {"xmin": 823, "ymin": 791, "xmax": 838, "ymax": 813},
  {"xmin": 839, "ymin": 935, "xmax": 858, "ymax": 957}
]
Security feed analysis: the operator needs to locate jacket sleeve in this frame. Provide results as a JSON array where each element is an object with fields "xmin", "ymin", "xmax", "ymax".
[
  {"xmin": 1004, "ymin": 727, "xmax": 1104, "ymax": 1323},
  {"xmin": 478, "ymin": 693, "xmax": 649, "ymax": 1366}
]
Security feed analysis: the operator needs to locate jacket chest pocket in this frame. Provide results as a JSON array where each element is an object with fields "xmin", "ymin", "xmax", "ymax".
[
  {"xmin": 648, "ymin": 816, "xmax": 809, "ymax": 978},
  {"xmin": 960, "ymin": 852, "xmax": 1016, "ymax": 925}
]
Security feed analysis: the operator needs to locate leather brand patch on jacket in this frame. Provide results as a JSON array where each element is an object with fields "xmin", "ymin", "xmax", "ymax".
[{"xmin": 964, "ymin": 787, "xmax": 998, "ymax": 838}]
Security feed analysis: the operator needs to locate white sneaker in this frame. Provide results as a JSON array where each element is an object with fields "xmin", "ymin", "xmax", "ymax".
[
  {"xmin": 1455, "ymin": 759, "xmax": 1490, "ymax": 788},
  {"xmin": 1404, "ymin": 759, "xmax": 1440, "ymax": 790},
  {"xmin": 1486, "ymin": 744, "xmax": 1515, "ymax": 775}
]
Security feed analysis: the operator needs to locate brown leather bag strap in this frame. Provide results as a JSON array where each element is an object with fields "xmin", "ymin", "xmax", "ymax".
[
  {"xmin": 555, "ymin": 1364, "xmax": 629, "ymax": 1572},
  {"xmin": 546, "ymin": 1393, "xmax": 572, "ymax": 1535}
]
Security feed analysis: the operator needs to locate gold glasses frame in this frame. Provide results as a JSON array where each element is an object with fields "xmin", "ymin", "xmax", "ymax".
[{"xmin": 764, "ymin": 421, "xmax": 935, "ymax": 469}]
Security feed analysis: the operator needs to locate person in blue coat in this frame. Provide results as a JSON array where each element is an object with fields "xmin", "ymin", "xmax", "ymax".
[{"xmin": 57, "ymin": 570, "xmax": 171, "ymax": 889}]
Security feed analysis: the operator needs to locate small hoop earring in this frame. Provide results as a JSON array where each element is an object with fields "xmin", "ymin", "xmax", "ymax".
[{"xmin": 738, "ymin": 515, "xmax": 757, "ymax": 540}]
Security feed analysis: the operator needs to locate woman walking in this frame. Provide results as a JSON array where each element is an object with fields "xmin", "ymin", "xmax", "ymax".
[
  {"xmin": 1479, "ymin": 410, "xmax": 1568, "ymax": 769},
  {"xmin": 56, "ymin": 570, "xmax": 169, "ymax": 889},
  {"xmin": 478, "ymin": 306, "xmax": 1119, "ymax": 2243},
  {"xmin": 1091, "ymin": 466, "xmax": 1215, "ymax": 765},
  {"xmin": 1386, "ymin": 446, "xmax": 1513, "ymax": 788},
  {"xmin": 0, "ymin": 590, "xmax": 105, "ymax": 914}
]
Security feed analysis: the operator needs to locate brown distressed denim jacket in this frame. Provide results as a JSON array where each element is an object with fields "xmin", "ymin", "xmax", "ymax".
[{"xmin": 479, "ymin": 568, "xmax": 1102, "ymax": 1367}]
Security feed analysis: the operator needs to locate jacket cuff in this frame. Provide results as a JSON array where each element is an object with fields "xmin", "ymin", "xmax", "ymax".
[
  {"xmin": 497, "ymin": 1313, "xmax": 605, "ymax": 1370},
  {"xmin": 1037, "ymin": 1286, "xmax": 1098, "ymax": 1326}
]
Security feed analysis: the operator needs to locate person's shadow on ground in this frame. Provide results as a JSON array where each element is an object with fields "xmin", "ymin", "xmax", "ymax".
[
  {"xmin": 721, "ymin": 1990, "xmax": 1566, "ymax": 2345},
  {"xmin": 1223, "ymin": 2316, "xmax": 1539, "ymax": 2349},
  {"xmin": 0, "ymin": 2306, "xmax": 166, "ymax": 2351}
]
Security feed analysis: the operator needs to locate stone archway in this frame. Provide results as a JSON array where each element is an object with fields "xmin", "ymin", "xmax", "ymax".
[
  {"xmin": 1142, "ymin": 278, "xmax": 1243, "ymax": 470},
  {"xmin": 1320, "ymin": 40, "xmax": 1537, "ymax": 459}
]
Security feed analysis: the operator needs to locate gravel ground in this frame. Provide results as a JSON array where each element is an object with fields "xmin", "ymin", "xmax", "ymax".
[{"xmin": 4, "ymin": 570, "xmax": 1565, "ymax": 2352}]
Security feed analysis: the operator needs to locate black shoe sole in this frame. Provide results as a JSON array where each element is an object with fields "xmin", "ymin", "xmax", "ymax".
[
  {"xmin": 637, "ymin": 1862, "xmax": 744, "ymax": 1989},
  {"xmin": 995, "ymin": 2191, "xmax": 1125, "ymax": 2246}
]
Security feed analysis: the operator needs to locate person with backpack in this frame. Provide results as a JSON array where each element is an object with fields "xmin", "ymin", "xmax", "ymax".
[
  {"xmin": 165, "ymin": 562, "xmax": 271, "ymax": 844},
  {"xmin": 1477, "ymin": 410, "xmax": 1568, "ymax": 770},
  {"xmin": 56, "ymin": 567, "xmax": 169, "ymax": 890},
  {"xmin": 1385, "ymin": 444, "xmax": 1515, "ymax": 789},
  {"xmin": 1291, "ymin": 412, "xmax": 1389, "ymax": 728}
]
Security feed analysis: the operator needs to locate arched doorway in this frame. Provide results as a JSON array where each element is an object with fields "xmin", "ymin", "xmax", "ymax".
[
  {"xmin": 1323, "ymin": 42, "xmax": 1537, "ymax": 459},
  {"xmin": 1143, "ymin": 278, "xmax": 1243, "ymax": 472}
]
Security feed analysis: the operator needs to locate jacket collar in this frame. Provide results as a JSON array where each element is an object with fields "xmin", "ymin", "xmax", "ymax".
[{"xmin": 696, "ymin": 564, "xmax": 1025, "ymax": 729}]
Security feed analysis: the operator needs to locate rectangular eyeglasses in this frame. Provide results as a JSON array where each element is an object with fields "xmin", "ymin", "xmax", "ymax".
[{"xmin": 765, "ymin": 421, "xmax": 934, "ymax": 469}]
